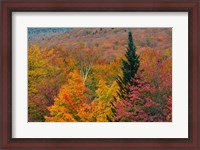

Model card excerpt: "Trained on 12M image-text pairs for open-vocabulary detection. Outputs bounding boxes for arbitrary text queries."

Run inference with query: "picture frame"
[0,0,199,149]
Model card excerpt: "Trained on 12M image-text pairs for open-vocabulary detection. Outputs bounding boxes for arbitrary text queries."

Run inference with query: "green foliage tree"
[116,31,140,98]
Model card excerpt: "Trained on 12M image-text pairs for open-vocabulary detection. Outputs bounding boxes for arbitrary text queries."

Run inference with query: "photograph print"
[28,28,172,122]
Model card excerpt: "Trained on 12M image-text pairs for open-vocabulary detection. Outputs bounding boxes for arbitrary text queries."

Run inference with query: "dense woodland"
[28,28,172,122]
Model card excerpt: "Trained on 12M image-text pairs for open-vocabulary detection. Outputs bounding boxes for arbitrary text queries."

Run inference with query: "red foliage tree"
[114,74,172,122]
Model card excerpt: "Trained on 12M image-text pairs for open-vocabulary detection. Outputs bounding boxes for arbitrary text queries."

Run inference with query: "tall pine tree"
[116,31,140,98]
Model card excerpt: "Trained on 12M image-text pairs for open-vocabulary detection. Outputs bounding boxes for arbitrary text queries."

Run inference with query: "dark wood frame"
[1,0,199,149]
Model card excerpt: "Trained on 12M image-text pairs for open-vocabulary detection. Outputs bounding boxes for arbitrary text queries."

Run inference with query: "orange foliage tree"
[45,71,93,122]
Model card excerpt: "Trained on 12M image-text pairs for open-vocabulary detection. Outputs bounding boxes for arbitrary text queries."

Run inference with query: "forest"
[28,28,172,122]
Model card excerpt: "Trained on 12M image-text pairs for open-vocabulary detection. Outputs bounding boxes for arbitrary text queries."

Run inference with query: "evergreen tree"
[116,31,140,98]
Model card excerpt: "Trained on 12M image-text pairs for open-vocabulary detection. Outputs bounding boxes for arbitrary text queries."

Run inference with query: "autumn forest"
[28,28,172,122]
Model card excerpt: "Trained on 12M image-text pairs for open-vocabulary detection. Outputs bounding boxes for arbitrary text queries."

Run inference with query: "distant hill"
[28,28,72,41]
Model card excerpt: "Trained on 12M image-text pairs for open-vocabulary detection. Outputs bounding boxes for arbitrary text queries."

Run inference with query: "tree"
[115,74,164,122]
[28,45,49,121]
[73,42,100,84]
[139,47,172,120]
[45,71,92,122]
[28,45,68,122]
[91,80,118,121]
[116,32,140,98]
[28,45,47,96]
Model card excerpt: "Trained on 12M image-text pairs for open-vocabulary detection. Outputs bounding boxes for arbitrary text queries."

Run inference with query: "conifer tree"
[116,31,140,98]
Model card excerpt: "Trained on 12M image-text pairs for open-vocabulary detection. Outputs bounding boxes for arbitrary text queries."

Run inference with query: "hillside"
[29,28,172,62]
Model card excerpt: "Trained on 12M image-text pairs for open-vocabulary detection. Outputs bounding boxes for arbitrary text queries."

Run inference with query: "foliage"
[28,45,49,121]
[28,45,67,121]
[114,74,171,122]
[45,71,93,122]
[91,80,118,121]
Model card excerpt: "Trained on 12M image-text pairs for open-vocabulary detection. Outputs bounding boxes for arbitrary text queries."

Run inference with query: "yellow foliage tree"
[28,45,48,96]
[91,80,118,122]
